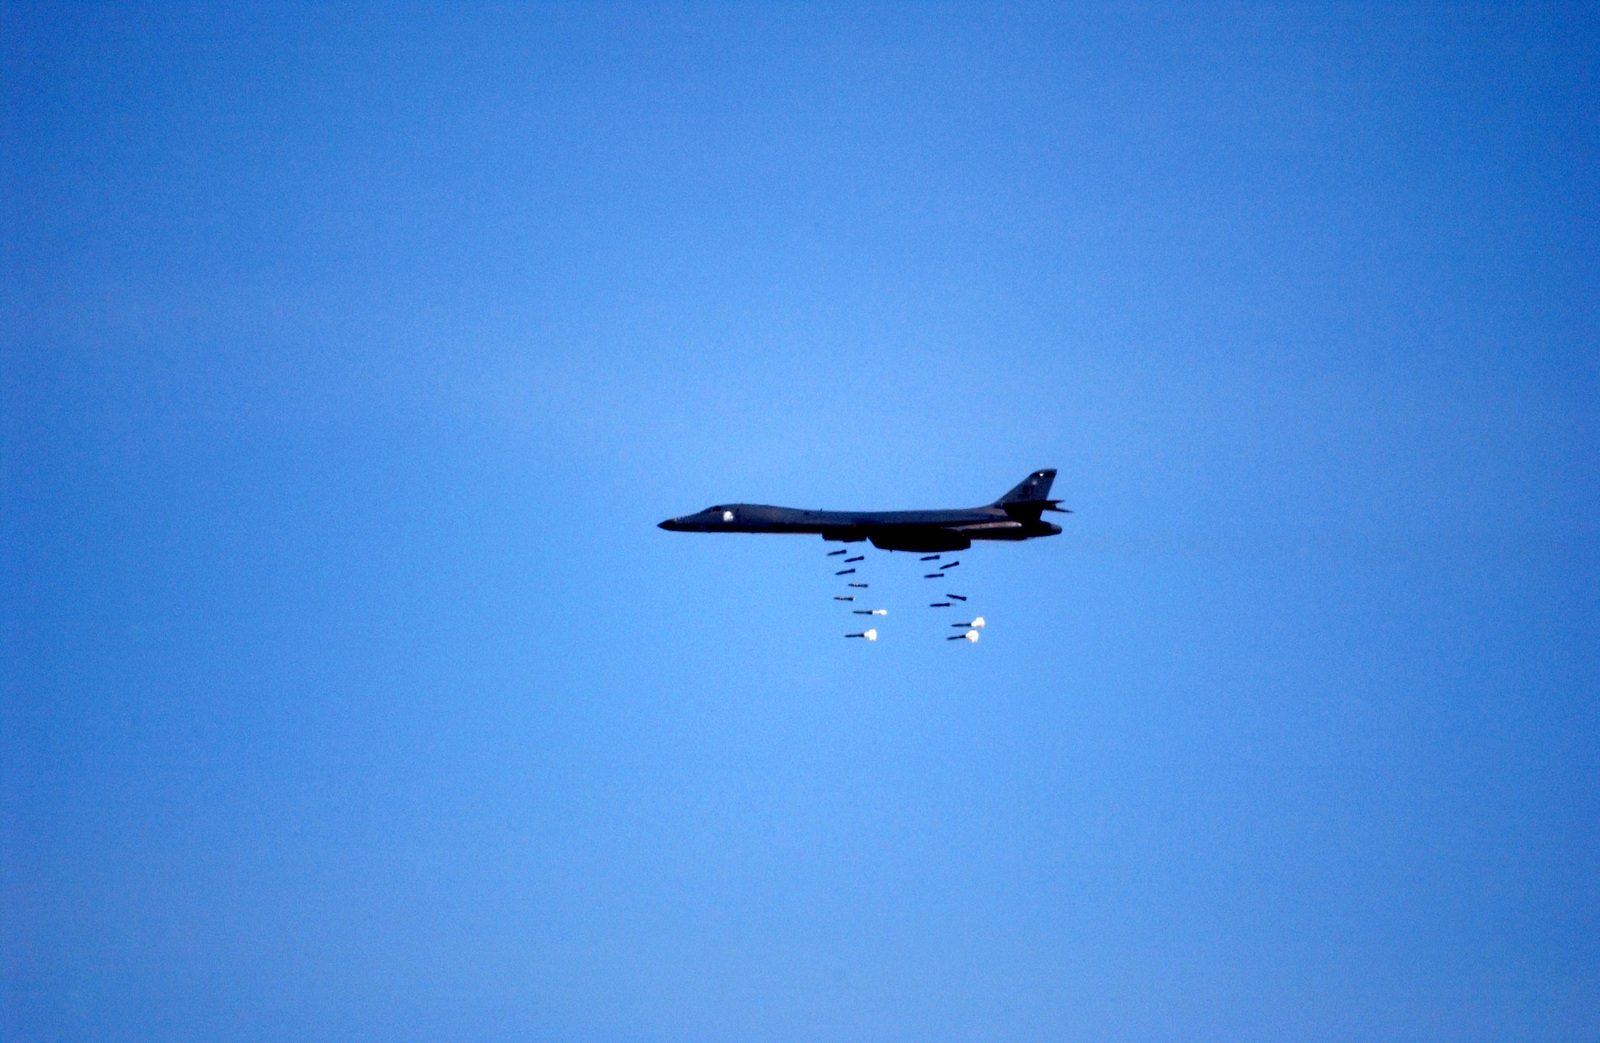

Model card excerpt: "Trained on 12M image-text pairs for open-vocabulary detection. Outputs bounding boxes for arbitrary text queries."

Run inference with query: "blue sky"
[4,4,1596,1040]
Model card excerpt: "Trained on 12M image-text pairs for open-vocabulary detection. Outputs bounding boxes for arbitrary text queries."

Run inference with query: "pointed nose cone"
[659,518,681,531]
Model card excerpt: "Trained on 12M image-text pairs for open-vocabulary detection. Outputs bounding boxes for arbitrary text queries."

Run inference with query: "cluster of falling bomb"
[826,547,984,644]
[920,553,985,643]
[828,548,883,639]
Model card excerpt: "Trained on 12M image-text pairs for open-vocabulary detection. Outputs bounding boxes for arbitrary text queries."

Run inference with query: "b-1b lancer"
[659,469,1067,552]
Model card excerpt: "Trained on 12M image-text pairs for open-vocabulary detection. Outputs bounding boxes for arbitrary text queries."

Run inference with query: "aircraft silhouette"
[659,469,1067,552]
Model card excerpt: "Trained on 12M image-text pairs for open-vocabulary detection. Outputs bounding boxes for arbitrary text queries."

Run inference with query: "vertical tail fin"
[993,469,1057,505]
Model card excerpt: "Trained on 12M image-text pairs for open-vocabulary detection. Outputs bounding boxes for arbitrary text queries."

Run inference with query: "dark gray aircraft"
[659,469,1067,552]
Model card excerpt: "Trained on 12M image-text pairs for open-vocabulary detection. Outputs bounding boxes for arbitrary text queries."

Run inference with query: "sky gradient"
[4,4,1597,1040]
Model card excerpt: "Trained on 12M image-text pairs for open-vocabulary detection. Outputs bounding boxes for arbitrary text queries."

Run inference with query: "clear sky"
[3,4,1596,1040]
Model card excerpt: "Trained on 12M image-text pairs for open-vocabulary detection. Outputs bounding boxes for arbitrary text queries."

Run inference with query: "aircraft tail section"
[994,469,1057,505]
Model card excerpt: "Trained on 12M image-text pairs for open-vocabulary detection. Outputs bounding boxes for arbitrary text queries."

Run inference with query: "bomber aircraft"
[659,469,1068,552]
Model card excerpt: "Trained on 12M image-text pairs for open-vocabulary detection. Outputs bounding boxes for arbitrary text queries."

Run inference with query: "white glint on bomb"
[946,629,979,642]
[871,609,887,616]
[846,629,879,641]
[971,616,985,628]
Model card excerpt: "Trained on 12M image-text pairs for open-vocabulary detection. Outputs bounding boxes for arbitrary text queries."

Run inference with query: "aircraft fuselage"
[659,470,1067,552]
